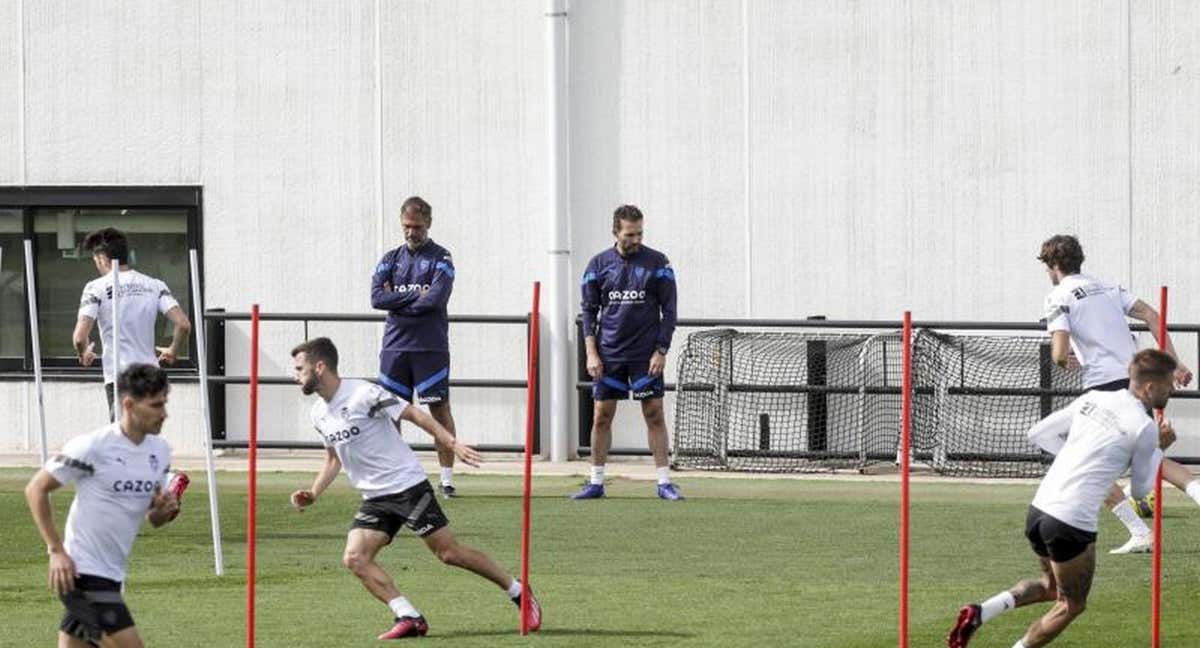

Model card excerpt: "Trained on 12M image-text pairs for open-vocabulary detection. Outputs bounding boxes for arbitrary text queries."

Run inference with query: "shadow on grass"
[428,628,696,640]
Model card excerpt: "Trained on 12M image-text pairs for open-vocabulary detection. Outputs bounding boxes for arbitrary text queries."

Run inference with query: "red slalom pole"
[520,282,541,635]
[1152,286,1167,648]
[899,311,912,648]
[247,304,259,648]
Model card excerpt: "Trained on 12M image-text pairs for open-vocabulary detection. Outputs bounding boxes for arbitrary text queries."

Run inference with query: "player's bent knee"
[1056,597,1086,619]
[435,544,465,566]
[342,550,370,574]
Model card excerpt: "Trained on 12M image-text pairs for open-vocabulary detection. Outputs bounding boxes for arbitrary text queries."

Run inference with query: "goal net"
[672,328,1083,476]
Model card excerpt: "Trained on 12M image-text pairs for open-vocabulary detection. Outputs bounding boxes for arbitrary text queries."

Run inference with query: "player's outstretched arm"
[25,470,76,594]
[1129,300,1193,386]
[292,448,341,511]
[397,406,482,467]
[1027,406,1074,455]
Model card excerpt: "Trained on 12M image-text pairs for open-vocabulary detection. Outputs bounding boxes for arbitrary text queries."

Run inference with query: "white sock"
[1012,641,1028,648]
[1186,480,1200,507]
[980,591,1015,623]
[1111,500,1152,537]
[388,596,420,619]
[590,465,605,485]
[506,579,522,599]
[440,467,453,486]
[656,466,671,485]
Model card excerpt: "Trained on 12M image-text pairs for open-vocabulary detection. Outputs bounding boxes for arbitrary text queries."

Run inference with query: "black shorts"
[59,574,135,645]
[352,481,449,540]
[1088,378,1130,392]
[592,360,664,401]
[379,351,450,404]
[1025,506,1096,563]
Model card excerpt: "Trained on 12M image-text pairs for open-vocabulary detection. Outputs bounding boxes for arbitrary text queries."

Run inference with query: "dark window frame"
[0,186,203,377]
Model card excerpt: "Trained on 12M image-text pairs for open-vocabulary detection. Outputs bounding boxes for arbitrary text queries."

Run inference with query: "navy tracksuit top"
[371,240,455,353]
[580,244,677,362]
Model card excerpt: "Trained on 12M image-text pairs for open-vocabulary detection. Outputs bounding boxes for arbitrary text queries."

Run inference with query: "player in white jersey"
[947,350,1179,648]
[287,337,542,640]
[1037,234,1195,554]
[24,364,182,648]
[72,228,192,419]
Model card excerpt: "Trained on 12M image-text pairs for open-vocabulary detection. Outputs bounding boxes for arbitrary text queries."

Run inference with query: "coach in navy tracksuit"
[572,205,683,501]
[371,196,461,497]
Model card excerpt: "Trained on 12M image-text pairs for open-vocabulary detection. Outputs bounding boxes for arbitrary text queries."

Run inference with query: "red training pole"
[899,311,912,648]
[1152,286,1167,648]
[247,304,259,648]
[520,282,541,635]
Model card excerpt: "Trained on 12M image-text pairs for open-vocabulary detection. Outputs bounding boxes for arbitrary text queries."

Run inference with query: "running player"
[1038,234,1194,553]
[288,337,541,639]
[947,350,1178,648]
[371,197,461,497]
[73,227,192,420]
[25,364,181,648]
[573,205,681,500]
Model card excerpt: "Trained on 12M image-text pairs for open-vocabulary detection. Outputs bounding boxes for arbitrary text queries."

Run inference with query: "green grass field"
[2,468,1198,647]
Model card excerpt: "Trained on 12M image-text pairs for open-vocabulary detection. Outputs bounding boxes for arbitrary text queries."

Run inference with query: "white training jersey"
[309,379,424,499]
[44,424,172,583]
[1043,273,1138,389]
[78,269,180,384]
[1027,389,1161,533]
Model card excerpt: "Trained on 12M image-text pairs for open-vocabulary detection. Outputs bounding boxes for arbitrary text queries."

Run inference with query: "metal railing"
[204,309,537,453]
[575,316,1200,461]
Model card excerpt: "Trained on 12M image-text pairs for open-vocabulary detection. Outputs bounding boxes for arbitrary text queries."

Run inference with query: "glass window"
[0,186,202,374]
[33,209,192,361]
[0,210,25,360]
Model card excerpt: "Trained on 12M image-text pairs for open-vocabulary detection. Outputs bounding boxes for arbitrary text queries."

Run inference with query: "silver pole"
[23,240,49,464]
[110,261,120,420]
[190,249,224,575]
[546,0,570,462]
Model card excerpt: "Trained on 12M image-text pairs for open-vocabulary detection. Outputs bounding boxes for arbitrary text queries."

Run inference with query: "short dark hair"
[612,204,644,233]
[291,337,339,372]
[1037,235,1085,274]
[1130,349,1177,384]
[117,364,170,400]
[400,196,432,224]
[82,227,130,263]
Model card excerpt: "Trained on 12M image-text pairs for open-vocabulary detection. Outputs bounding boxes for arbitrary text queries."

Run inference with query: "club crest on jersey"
[149,454,159,472]
[632,265,646,282]
[340,406,351,418]
[418,259,431,273]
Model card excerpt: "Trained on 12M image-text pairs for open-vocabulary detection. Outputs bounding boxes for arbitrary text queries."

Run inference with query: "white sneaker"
[1109,534,1154,554]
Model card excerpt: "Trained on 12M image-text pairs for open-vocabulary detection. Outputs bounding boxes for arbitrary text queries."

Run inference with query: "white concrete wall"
[2,1,1199,459]
[0,0,22,183]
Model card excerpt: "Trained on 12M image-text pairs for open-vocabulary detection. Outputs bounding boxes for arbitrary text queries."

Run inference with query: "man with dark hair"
[948,350,1179,648]
[574,204,682,500]
[370,197,462,497]
[288,337,541,639]
[74,227,192,419]
[25,364,182,648]
[1037,233,1194,554]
